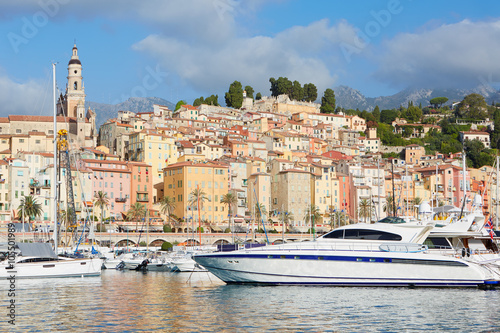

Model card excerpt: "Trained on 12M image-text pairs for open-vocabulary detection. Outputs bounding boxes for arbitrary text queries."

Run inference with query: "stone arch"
[213,239,230,245]
[149,238,166,247]
[115,239,136,247]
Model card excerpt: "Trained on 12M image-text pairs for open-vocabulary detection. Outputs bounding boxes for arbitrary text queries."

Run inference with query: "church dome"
[69,58,81,65]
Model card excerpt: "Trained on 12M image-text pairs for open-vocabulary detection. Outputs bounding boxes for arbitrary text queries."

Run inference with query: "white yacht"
[193,223,500,287]
[0,243,101,279]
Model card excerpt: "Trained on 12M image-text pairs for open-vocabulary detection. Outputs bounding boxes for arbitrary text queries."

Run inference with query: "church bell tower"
[58,44,86,118]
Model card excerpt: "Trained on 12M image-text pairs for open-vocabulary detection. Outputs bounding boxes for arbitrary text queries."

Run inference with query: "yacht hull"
[0,258,102,279]
[194,249,497,287]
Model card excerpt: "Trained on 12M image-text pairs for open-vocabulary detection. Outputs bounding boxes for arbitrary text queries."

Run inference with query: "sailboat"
[0,63,101,278]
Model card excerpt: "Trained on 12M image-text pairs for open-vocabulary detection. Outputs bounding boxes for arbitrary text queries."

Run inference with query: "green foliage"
[197,227,204,233]
[455,93,488,119]
[244,86,254,99]
[303,83,318,102]
[382,152,400,159]
[291,80,303,101]
[492,108,500,149]
[139,241,147,247]
[372,106,381,122]
[161,241,173,251]
[320,88,336,114]
[193,95,219,107]
[96,224,106,232]
[175,100,186,111]
[402,105,423,123]
[163,224,172,233]
[225,81,244,108]
[429,97,449,108]
[380,109,399,124]
[224,228,231,233]
[18,195,43,223]
[255,92,262,100]
[269,77,292,97]
[464,139,494,168]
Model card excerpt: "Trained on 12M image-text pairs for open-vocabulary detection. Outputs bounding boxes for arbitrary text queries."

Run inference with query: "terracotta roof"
[0,118,9,123]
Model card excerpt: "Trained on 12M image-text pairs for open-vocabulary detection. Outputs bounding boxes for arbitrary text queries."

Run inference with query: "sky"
[0,0,500,117]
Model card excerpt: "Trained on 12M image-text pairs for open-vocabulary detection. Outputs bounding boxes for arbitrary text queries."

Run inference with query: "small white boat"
[0,243,101,279]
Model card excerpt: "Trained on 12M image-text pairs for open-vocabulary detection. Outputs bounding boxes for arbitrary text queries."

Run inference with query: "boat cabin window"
[423,237,452,249]
[322,229,402,241]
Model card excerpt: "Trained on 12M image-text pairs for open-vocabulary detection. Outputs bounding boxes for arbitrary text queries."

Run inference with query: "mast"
[377,159,381,220]
[497,155,499,229]
[197,184,201,246]
[391,161,396,217]
[52,63,58,255]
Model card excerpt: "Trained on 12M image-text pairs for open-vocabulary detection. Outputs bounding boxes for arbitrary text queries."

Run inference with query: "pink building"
[82,159,132,220]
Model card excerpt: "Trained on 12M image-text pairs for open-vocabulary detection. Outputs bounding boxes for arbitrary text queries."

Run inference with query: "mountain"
[334,85,500,111]
[86,97,175,128]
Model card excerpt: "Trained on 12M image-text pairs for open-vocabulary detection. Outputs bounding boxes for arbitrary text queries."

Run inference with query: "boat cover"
[17,243,57,258]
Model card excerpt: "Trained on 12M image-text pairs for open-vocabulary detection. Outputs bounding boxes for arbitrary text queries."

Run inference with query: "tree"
[205,94,219,106]
[455,93,488,119]
[175,100,186,111]
[372,105,381,122]
[331,210,347,229]
[255,92,262,100]
[358,199,373,223]
[127,202,146,231]
[281,210,294,232]
[159,196,176,225]
[380,109,399,124]
[320,88,336,114]
[303,83,318,102]
[225,81,244,108]
[464,139,494,168]
[429,97,448,108]
[304,204,321,233]
[94,191,109,233]
[403,105,423,123]
[193,96,204,106]
[18,195,43,225]
[492,108,500,149]
[254,203,267,231]
[384,195,395,217]
[189,188,208,229]
[291,80,303,101]
[244,85,254,99]
[221,192,237,231]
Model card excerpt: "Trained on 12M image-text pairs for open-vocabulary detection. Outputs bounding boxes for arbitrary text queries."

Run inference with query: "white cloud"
[0,72,51,117]
[133,19,358,98]
[373,19,500,89]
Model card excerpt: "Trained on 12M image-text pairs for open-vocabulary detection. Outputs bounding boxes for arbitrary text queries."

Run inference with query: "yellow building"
[128,130,178,202]
[163,161,229,226]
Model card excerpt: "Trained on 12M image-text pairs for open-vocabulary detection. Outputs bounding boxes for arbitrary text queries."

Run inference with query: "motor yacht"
[193,223,500,287]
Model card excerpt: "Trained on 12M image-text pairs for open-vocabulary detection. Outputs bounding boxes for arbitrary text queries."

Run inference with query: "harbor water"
[4,270,500,332]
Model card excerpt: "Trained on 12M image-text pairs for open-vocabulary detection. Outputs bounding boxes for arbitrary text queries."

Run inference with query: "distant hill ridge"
[334,85,500,111]
[86,97,175,128]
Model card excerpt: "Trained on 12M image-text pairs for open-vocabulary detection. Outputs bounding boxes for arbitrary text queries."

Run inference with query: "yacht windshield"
[322,229,402,241]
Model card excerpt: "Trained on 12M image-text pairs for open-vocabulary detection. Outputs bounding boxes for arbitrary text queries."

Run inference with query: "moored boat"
[193,223,500,287]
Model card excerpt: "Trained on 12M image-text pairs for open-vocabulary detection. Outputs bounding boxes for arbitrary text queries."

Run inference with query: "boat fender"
[461,248,466,257]
[466,248,471,257]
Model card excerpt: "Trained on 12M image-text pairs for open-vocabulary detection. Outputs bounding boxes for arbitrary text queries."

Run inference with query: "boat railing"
[244,241,412,253]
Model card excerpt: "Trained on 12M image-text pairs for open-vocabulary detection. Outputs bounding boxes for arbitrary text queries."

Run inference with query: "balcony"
[137,197,149,202]
[116,197,127,203]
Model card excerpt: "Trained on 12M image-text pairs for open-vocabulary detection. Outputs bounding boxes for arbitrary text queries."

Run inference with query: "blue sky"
[0,0,499,116]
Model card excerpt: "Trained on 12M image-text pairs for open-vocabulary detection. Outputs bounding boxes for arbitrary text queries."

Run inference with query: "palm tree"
[384,195,395,217]
[413,197,422,217]
[358,199,373,223]
[282,210,294,232]
[159,196,176,225]
[221,192,237,231]
[93,191,109,233]
[254,203,267,231]
[127,202,146,231]
[304,204,321,232]
[332,210,347,229]
[189,188,208,231]
[18,195,43,227]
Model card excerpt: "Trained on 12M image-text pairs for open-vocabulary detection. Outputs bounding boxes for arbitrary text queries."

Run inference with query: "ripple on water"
[4,271,500,332]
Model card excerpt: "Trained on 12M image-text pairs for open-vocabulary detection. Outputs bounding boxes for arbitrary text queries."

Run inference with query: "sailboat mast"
[52,63,58,255]
[496,155,499,229]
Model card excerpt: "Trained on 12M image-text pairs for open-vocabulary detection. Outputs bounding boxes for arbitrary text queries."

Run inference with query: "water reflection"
[6,270,500,332]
